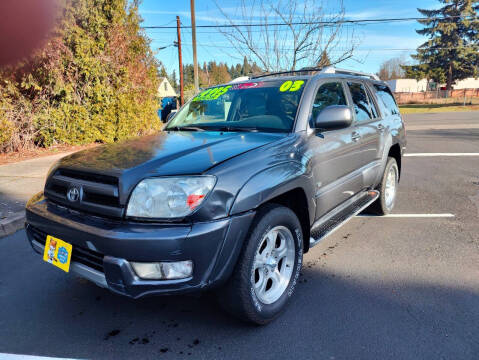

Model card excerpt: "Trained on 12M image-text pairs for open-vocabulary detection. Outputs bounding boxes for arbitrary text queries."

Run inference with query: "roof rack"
[249,66,380,81]
[250,67,323,79]
[321,66,380,81]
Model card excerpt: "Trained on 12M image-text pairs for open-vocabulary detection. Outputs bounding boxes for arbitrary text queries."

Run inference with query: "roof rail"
[250,66,380,81]
[250,67,324,79]
[321,66,380,81]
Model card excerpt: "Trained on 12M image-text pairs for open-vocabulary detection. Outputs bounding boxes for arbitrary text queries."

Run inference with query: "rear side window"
[347,82,377,122]
[312,82,347,120]
[374,84,400,116]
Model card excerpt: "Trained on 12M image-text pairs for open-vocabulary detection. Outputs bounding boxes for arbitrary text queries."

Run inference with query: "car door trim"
[315,160,380,199]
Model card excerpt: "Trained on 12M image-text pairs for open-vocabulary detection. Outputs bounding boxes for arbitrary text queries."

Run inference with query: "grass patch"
[399,103,479,114]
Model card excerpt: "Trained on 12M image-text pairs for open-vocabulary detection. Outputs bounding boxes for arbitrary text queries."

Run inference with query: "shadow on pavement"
[1,231,478,359]
[410,128,479,141]
[0,191,27,219]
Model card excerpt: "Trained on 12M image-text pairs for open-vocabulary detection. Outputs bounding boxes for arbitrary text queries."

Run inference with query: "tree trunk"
[446,62,453,91]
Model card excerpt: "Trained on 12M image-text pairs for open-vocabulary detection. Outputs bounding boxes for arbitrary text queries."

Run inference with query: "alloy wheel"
[384,165,397,209]
[252,226,295,305]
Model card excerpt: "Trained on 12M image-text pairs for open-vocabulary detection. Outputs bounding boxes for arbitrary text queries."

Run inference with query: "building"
[386,79,429,92]
[451,78,479,90]
[386,77,479,92]
[157,77,177,98]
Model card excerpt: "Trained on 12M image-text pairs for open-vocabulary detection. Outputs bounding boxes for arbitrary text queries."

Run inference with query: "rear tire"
[217,204,303,325]
[369,157,399,215]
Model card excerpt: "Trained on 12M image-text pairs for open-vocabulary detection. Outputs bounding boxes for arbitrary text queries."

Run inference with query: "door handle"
[377,124,385,132]
[351,132,361,142]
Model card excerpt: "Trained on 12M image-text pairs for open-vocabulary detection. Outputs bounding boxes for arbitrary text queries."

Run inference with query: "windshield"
[166,79,307,132]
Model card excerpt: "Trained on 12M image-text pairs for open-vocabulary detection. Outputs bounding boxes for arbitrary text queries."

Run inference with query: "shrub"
[0,0,160,153]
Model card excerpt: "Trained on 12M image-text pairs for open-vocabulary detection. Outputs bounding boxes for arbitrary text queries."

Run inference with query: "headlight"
[126,176,216,218]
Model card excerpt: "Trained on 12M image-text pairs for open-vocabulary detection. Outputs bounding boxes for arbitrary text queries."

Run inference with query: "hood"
[44,131,288,218]
[55,131,286,177]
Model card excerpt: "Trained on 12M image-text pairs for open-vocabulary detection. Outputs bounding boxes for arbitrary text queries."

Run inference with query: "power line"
[150,40,478,52]
[146,24,362,34]
[142,15,479,29]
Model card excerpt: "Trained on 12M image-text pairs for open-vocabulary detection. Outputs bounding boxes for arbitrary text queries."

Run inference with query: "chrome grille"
[44,169,123,217]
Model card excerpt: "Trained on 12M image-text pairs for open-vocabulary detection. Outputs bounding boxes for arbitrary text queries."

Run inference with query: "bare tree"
[215,0,359,72]
[378,56,408,80]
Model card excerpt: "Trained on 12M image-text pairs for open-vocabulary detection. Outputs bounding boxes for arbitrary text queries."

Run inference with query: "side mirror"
[314,105,352,130]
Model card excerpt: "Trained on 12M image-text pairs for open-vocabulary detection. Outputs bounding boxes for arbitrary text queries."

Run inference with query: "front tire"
[369,157,399,215]
[218,204,303,325]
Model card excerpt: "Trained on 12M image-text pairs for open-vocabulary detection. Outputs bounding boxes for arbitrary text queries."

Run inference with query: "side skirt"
[309,190,379,248]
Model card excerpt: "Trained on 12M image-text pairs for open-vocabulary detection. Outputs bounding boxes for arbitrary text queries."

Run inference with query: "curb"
[0,211,25,238]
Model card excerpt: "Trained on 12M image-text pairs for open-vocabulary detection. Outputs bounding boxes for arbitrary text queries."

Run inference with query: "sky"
[138,0,440,76]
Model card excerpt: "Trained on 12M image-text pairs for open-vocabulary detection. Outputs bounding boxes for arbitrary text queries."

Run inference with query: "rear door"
[345,81,383,187]
[307,80,365,220]
[370,83,403,183]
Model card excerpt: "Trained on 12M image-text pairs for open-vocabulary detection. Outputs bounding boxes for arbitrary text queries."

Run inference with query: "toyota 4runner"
[25,66,406,324]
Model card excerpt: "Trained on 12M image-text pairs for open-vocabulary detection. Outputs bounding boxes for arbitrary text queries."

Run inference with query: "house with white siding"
[157,77,177,98]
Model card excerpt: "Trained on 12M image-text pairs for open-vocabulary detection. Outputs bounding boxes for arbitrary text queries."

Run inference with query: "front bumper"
[25,194,255,298]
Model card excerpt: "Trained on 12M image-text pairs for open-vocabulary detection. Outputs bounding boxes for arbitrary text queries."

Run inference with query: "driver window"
[312,82,347,121]
[347,82,377,122]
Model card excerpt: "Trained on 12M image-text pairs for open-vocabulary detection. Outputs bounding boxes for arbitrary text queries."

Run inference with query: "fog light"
[131,260,193,280]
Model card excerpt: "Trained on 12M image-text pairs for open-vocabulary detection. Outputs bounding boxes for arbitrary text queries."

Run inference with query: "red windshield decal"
[231,82,265,90]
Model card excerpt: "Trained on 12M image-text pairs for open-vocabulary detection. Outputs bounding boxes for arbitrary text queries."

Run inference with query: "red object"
[0,0,57,66]
[187,194,205,209]
[232,82,264,90]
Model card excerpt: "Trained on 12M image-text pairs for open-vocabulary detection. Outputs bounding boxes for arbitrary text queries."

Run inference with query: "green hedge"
[0,0,160,153]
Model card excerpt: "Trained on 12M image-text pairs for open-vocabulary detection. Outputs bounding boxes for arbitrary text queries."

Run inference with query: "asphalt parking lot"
[1,112,478,360]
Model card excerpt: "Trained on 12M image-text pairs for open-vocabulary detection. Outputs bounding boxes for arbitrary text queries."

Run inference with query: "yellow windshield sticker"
[280,80,304,92]
[193,85,232,101]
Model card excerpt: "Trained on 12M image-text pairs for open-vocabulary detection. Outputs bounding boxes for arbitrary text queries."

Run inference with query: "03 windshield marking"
[166,79,307,133]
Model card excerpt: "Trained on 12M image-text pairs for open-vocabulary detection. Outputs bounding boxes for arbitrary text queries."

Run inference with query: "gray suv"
[25,67,406,324]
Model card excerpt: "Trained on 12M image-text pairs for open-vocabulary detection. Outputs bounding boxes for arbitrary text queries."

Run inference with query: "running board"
[309,190,379,248]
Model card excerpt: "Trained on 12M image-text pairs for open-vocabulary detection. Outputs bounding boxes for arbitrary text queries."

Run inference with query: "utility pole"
[175,16,184,106]
[190,0,199,92]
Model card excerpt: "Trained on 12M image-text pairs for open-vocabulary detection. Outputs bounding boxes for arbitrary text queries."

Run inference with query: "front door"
[306,81,365,220]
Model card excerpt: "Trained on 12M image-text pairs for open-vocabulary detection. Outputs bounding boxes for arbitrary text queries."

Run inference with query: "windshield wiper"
[211,126,259,132]
[167,125,286,133]
[166,126,205,132]
[196,125,277,133]
[217,126,288,133]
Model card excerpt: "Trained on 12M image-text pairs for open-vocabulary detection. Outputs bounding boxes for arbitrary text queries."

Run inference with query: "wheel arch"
[262,188,312,253]
[229,162,315,253]
[388,143,402,181]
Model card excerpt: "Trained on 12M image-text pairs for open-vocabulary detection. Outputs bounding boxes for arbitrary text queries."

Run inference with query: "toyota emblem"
[67,186,81,202]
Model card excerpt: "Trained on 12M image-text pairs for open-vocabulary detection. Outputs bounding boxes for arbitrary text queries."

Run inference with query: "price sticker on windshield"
[193,85,232,101]
[279,80,304,92]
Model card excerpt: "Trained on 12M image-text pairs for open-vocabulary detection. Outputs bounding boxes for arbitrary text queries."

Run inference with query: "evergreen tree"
[235,64,242,77]
[183,64,195,86]
[158,61,168,78]
[229,65,236,78]
[169,70,178,91]
[209,62,231,84]
[242,56,251,75]
[0,0,160,152]
[405,0,479,89]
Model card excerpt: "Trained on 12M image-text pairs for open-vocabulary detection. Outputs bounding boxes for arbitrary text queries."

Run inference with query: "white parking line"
[0,354,78,360]
[357,213,455,218]
[405,153,479,157]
